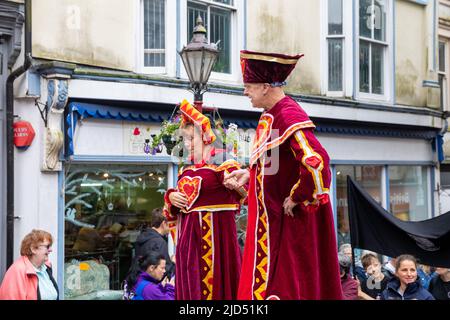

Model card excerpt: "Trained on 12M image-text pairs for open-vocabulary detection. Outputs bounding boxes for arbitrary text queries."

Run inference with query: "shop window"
[388,166,429,221]
[440,168,450,189]
[335,165,383,248]
[64,164,168,298]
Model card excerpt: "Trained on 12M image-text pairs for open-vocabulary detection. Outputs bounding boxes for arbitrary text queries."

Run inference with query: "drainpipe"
[6,0,32,268]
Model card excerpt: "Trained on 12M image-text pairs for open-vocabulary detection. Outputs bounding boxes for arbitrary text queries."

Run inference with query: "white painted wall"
[73,120,165,156]
[69,78,258,113]
[13,98,59,274]
[318,134,434,162]
[73,118,434,164]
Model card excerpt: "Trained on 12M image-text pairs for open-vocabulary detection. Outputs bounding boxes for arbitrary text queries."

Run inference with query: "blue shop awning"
[65,102,259,156]
[68,101,173,122]
[66,102,174,156]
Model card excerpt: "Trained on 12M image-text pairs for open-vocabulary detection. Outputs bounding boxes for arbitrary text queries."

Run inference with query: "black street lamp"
[179,15,219,112]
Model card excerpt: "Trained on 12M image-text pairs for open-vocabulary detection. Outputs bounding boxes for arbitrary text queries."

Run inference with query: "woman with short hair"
[360,253,389,299]
[0,229,58,300]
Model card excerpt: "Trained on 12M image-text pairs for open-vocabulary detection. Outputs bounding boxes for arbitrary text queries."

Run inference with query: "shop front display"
[335,164,432,250]
[64,164,168,298]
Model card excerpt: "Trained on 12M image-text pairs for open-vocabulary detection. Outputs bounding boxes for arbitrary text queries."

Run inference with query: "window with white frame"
[143,0,166,68]
[439,39,448,111]
[327,0,344,92]
[187,0,235,74]
[358,0,388,96]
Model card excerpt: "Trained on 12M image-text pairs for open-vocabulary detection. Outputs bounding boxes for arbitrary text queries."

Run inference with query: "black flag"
[347,176,450,268]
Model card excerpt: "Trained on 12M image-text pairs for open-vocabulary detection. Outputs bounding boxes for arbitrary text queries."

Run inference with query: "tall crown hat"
[179,99,216,145]
[240,50,304,86]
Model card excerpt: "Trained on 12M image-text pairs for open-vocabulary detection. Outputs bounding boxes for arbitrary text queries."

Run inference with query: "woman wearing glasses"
[0,229,58,300]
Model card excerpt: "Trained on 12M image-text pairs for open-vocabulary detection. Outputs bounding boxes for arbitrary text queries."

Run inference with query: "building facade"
[0,0,25,284]
[249,1,444,245]
[438,0,450,212]
[1,0,446,299]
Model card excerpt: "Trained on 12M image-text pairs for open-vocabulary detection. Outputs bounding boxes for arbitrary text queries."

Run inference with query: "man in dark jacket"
[428,267,450,300]
[134,208,175,279]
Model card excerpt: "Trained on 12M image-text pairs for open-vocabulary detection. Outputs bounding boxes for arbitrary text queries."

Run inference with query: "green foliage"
[151,119,181,149]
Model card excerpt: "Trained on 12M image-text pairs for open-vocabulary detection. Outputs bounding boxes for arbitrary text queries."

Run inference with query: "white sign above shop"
[125,123,167,156]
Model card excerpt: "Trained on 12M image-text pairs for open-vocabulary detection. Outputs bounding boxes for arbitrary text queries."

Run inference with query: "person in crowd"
[416,264,433,290]
[428,267,450,300]
[134,208,175,279]
[380,254,434,300]
[123,252,174,300]
[164,100,245,300]
[382,256,397,279]
[339,243,352,259]
[360,252,389,299]
[0,229,58,300]
[339,244,367,284]
[337,213,351,248]
[338,253,358,300]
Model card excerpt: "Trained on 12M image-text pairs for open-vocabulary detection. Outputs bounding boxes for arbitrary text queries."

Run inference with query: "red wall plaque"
[13,120,35,150]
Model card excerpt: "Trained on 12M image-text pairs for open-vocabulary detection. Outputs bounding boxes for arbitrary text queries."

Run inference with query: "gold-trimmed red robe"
[164,152,245,300]
[238,96,343,300]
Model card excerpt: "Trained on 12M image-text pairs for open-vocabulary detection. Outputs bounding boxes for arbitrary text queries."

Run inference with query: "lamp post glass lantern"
[179,15,219,111]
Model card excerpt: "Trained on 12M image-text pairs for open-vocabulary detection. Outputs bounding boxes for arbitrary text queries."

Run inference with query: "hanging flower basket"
[162,134,178,154]
[151,117,181,155]
[148,102,240,158]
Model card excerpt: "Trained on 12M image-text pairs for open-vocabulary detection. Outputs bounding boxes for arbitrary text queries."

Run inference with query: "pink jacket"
[0,256,52,300]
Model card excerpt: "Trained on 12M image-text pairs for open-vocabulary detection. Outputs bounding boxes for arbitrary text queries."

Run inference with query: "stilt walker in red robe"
[164,100,245,300]
[225,51,343,300]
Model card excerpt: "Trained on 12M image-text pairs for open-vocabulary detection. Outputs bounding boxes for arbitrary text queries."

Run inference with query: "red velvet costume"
[164,156,245,300]
[238,51,343,300]
[164,101,245,300]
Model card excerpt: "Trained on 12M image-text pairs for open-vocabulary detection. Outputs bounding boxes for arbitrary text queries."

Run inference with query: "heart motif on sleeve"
[177,176,202,210]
